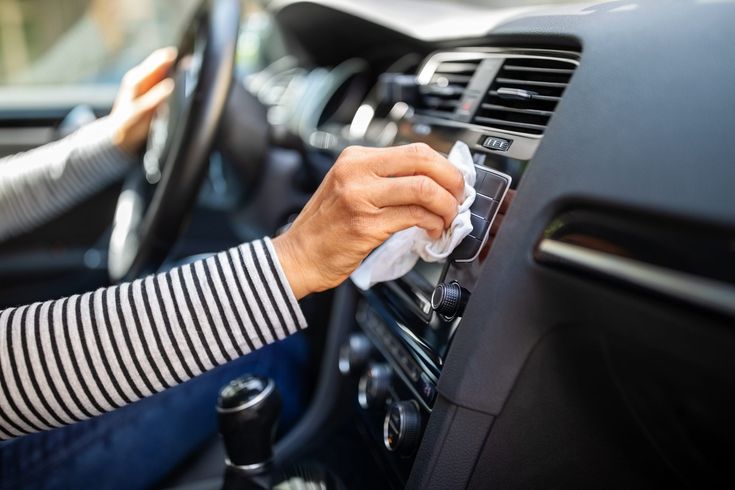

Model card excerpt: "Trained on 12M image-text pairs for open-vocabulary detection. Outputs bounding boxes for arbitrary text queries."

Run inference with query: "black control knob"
[338,333,372,375]
[383,400,422,455]
[431,280,470,320]
[217,375,281,472]
[358,364,392,409]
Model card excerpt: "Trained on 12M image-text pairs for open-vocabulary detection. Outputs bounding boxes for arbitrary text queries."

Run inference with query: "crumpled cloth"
[351,141,476,290]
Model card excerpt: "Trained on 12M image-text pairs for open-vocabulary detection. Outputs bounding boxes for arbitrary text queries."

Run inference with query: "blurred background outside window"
[0,0,200,85]
[0,0,272,109]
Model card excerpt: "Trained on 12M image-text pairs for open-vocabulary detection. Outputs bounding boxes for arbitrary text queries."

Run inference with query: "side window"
[0,0,200,87]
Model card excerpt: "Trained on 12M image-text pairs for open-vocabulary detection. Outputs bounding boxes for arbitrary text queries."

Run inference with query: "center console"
[337,48,579,485]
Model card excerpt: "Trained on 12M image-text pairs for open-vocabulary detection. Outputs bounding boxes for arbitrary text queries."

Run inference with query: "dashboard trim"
[536,238,735,318]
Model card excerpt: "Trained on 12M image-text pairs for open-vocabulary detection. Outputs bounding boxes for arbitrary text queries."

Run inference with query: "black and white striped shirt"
[0,116,136,242]
[0,238,307,440]
[0,117,307,440]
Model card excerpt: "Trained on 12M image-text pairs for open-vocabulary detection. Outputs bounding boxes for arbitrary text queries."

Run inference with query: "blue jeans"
[0,334,309,490]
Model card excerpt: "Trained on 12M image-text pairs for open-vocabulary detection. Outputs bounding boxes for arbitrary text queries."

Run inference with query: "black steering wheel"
[108,0,241,282]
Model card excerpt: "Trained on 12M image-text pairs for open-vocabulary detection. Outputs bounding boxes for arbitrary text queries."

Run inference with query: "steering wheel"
[108,0,241,282]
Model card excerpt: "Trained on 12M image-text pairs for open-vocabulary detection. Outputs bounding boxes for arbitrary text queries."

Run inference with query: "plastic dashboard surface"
[269,1,735,488]
[404,3,735,489]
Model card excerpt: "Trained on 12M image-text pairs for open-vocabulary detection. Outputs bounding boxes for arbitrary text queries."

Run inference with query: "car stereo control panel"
[338,149,513,484]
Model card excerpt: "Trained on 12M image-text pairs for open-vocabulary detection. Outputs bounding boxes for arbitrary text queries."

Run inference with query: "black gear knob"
[217,375,281,472]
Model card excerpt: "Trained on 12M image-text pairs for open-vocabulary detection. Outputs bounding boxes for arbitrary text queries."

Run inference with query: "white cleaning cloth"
[351,141,476,290]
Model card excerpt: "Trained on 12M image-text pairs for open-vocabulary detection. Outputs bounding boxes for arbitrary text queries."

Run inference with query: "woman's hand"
[273,143,465,299]
[110,47,177,155]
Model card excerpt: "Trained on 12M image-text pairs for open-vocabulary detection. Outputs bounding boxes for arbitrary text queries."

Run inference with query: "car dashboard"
[236,1,735,488]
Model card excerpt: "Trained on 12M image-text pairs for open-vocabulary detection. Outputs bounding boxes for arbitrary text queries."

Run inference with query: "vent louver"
[417,56,482,118]
[472,57,577,136]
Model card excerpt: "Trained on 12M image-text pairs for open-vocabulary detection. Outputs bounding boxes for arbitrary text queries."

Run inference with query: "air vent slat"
[480,103,554,117]
[487,90,561,102]
[503,65,574,75]
[415,55,483,118]
[495,77,568,88]
[474,56,578,135]
[435,62,483,73]
[421,85,466,97]
[432,74,473,84]
[473,116,548,132]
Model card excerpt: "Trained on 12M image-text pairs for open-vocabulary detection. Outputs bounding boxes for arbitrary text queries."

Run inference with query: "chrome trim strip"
[537,239,735,317]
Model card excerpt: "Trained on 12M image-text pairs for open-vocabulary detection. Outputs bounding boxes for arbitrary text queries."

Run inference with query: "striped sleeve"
[0,237,307,440]
[0,116,136,242]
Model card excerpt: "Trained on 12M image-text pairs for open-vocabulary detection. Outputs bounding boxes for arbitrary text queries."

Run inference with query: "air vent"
[472,57,577,136]
[416,54,483,118]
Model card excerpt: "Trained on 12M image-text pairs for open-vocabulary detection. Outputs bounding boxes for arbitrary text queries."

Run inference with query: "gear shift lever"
[217,375,281,489]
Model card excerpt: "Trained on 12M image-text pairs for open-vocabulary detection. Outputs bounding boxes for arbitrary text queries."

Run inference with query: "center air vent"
[472,57,577,136]
[416,54,483,118]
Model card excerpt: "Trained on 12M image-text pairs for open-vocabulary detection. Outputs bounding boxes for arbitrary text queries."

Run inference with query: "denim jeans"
[0,333,309,490]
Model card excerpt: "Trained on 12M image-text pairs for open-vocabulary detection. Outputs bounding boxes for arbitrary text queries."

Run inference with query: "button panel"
[470,194,494,217]
[481,135,512,152]
[452,163,512,262]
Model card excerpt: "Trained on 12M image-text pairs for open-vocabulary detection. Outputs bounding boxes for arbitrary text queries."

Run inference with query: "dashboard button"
[481,136,512,152]
[470,194,495,218]
[469,213,490,239]
[477,171,509,200]
[451,235,483,261]
[473,169,486,191]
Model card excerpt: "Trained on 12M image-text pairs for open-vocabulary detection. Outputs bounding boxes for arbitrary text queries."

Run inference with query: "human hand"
[110,47,177,155]
[273,143,465,299]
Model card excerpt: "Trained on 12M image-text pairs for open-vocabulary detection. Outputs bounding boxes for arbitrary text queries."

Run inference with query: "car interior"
[1,0,734,488]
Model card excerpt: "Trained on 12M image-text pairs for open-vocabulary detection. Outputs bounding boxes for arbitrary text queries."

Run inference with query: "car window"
[0,0,201,85]
[0,0,201,111]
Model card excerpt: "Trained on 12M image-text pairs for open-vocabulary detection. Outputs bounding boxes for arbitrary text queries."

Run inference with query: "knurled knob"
[431,280,470,320]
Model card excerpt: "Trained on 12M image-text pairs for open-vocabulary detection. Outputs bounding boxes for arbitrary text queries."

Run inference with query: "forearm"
[0,237,306,440]
[0,116,136,242]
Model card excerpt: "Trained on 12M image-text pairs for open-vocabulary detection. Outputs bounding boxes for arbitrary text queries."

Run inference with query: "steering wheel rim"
[108,0,241,282]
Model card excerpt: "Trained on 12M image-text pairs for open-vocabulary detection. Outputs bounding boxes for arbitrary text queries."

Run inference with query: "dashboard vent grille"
[417,56,482,118]
[472,57,577,136]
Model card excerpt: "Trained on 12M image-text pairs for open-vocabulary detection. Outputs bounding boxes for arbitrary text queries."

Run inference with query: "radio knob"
[358,364,392,409]
[431,281,470,320]
[383,400,422,455]
[338,333,372,375]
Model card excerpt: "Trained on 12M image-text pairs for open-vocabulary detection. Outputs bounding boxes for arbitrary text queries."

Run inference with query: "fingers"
[122,47,177,97]
[134,78,175,115]
[365,143,465,201]
[368,175,459,228]
[379,205,445,240]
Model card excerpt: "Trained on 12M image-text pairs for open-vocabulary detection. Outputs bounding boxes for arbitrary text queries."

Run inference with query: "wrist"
[109,118,140,157]
[272,233,311,300]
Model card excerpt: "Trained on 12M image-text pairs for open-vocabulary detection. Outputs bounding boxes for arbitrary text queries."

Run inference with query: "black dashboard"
[250,0,735,488]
